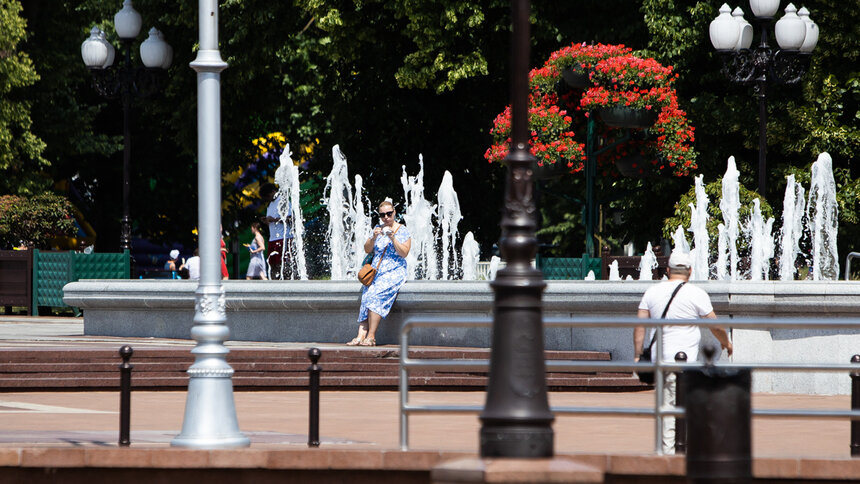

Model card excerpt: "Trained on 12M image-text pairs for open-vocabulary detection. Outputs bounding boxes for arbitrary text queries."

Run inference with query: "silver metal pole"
[171,0,249,449]
[654,324,664,454]
[399,327,409,450]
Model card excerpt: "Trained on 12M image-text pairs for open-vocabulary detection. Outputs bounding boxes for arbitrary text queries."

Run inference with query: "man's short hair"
[260,183,277,199]
[670,265,691,277]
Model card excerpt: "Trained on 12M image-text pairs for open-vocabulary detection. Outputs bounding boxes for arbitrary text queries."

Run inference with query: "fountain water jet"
[779,174,805,281]
[317,151,478,280]
[436,171,462,280]
[608,261,621,280]
[719,156,741,280]
[638,242,657,280]
[746,198,774,280]
[323,145,355,280]
[807,153,839,280]
[671,153,839,281]
[461,231,480,280]
[672,226,689,254]
[352,175,371,275]
[689,175,710,281]
[488,256,501,280]
[401,156,439,280]
[273,146,308,280]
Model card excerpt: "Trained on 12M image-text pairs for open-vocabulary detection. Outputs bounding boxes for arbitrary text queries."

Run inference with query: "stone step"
[0,347,611,361]
[0,374,642,389]
[0,346,646,391]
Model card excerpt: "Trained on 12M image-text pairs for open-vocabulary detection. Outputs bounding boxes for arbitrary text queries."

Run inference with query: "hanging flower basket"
[485,43,698,178]
[561,67,591,89]
[534,160,573,180]
[598,106,658,129]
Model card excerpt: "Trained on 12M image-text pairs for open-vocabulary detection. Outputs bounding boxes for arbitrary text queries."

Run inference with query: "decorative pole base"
[171,376,250,448]
[171,289,249,449]
[480,424,554,457]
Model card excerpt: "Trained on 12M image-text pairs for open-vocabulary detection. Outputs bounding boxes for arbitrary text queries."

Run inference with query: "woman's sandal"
[358,338,376,346]
[346,337,363,346]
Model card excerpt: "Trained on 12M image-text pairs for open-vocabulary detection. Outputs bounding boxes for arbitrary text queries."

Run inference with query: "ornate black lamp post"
[81,0,172,253]
[709,1,819,195]
[479,0,554,458]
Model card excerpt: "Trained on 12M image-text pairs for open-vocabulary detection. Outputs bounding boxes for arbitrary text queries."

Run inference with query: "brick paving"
[0,315,853,459]
[0,389,851,458]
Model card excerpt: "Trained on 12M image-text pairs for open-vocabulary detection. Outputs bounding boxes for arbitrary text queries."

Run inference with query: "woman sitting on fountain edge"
[348,199,412,346]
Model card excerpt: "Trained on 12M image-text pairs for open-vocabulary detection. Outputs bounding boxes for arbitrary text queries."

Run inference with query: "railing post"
[308,347,321,448]
[118,345,133,447]
[851,354,860,456]
[685,345,751,484]
[674,351,687,455]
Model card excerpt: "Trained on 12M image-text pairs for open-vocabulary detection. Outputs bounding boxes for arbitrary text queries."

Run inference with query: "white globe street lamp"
[80,1,173,256]
[709,2,819,195]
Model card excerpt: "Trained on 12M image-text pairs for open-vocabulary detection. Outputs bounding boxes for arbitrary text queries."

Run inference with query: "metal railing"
[399,316,860,453]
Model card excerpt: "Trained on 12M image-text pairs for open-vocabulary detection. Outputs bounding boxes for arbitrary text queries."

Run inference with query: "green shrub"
[662,178,773,251]
[0,193,76,249]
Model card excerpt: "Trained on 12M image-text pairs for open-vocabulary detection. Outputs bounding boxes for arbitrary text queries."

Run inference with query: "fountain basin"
[64,279,860,394]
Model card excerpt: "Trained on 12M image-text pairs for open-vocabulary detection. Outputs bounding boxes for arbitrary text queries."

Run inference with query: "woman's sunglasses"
[378,210,394,218]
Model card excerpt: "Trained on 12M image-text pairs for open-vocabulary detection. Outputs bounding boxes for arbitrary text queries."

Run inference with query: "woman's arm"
[388,231,411,258]
[365,226,382,253]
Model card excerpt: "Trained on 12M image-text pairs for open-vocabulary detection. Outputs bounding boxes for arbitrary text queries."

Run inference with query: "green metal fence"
[32,250,130,315]
[536,255,602,280]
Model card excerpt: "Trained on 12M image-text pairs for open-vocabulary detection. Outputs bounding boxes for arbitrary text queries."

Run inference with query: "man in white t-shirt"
[260,183,293,280]
[634,250,733,454]
[184,248,200,280]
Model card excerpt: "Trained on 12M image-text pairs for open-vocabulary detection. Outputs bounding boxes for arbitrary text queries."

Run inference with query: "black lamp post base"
[480,424,554,457]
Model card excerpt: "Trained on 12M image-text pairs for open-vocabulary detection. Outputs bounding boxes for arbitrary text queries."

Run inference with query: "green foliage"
[297,0,504,93]
[641,0,859,193]
[13,0,854,264]
[0,192,76,249]
[537,210,583,256]
[772,74,860,159]
[662,178,773,244]
[0,0,48,195]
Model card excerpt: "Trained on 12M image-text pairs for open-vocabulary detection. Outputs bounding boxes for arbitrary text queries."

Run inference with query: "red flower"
[486,44,696,177]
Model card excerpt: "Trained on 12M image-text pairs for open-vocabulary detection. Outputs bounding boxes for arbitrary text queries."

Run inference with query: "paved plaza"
[0,389,849,458]
[0,315,852,458]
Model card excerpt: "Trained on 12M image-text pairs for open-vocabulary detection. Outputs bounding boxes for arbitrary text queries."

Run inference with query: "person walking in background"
[245,222,268,280]
[347,199,411,346]
[260,182,293,280]
[220,230,229,280]
[633,250,733,454]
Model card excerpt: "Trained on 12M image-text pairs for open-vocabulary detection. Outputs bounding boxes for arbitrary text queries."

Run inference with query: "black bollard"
[684,345,751,484]
[308,348,321,448]
[674,351,688,455]
[851,355,860,457]
[118,345,134,447]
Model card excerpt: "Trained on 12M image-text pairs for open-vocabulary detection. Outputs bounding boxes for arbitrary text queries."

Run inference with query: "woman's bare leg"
[366,311,382,341]
[347,321,368,345]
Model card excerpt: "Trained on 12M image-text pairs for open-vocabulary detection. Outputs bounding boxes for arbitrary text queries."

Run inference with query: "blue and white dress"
[246,239,266,278]
[358,225,411,321]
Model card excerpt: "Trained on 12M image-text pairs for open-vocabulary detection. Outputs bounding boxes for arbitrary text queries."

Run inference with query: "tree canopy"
[0,0,48,195]
[3,0,856,264]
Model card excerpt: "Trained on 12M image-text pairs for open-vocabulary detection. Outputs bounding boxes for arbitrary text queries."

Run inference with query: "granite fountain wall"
[64,279,860,394]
